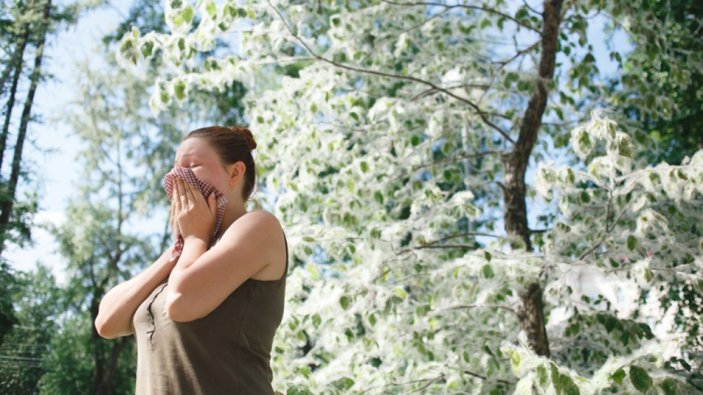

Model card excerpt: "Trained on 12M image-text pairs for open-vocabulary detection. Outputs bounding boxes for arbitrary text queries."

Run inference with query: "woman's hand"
[173,176,217,243]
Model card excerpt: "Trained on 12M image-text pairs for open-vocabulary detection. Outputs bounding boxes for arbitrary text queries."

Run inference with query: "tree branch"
[413,149,505,171]
[266,0,515,144]
[445,303,520,317]
[494,40,540,67]
[382,0,542,34]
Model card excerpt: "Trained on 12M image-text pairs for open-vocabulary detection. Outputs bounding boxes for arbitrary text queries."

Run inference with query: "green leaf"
[302,236,315,242]
[140,41,153,57]
[331,377,355,390]
[509,350,521,370]
[580,191,590,203]
[627,235,637,251]
[176,6,194,26]
[537,365,549,387]
[618,139,633,158]
[629,365,652,393]
[660,378,679,395]
[205,0,216,18]
[577,132,592,153]
[360,161,369,173]
[561,375,580,395]
[394,287,407,300]
[174,80,186,100]
[610,368,626,385]
[311,313,321,328]
[340,295,351,310]
[286,386,312,395]
[551,363,562,395]
[481,264,495,279]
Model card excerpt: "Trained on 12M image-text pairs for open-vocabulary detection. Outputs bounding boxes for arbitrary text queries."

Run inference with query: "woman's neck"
[216,200,248,239]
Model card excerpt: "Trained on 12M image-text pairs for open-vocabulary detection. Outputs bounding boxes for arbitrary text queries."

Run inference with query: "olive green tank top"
[132,233,287,395]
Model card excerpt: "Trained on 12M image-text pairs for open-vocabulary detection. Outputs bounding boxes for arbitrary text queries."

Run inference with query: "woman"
[95,126,288,394]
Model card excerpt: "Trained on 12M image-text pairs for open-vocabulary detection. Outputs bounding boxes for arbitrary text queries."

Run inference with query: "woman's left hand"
[173,176,218,243]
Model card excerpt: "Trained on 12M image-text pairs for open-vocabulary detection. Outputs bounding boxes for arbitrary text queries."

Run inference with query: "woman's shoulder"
[227,209,283,239]
[244,209,282,228]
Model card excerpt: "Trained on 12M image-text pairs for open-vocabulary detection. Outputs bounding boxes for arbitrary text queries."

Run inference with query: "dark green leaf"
[627,235,637,251]
[610,368,625,385]
[629,365,652,393]
[660,378,679,395]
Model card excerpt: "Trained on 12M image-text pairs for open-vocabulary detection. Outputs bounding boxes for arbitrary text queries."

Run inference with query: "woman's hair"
[184,125,257,200]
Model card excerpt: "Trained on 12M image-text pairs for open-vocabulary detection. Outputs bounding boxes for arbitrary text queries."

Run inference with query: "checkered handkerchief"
[163,166,228,260]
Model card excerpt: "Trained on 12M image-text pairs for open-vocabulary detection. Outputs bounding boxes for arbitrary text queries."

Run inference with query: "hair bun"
[230,126,257,151]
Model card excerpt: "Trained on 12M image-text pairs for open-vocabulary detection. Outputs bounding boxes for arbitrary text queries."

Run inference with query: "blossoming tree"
[117,0,702,393]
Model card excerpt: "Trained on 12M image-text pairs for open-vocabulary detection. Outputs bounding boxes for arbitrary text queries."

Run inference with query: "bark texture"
[0,0,51,254]
[503,0,563,358]
[0,0,32,172]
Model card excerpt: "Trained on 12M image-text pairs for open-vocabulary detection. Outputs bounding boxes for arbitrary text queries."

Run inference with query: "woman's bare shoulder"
[245,209,282,228]
[226,209,283,238]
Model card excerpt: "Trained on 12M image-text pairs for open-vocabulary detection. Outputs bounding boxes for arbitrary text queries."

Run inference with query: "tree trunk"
[0,3,33,173]
[502,0,563,358]
[0,0,33,98]
[0,0,51,255]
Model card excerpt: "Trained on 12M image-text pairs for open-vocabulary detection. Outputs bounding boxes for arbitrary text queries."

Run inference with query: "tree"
[119,0,702,393]
[611,0,703,165]
[0,264,61,394]
[0,0,85,254]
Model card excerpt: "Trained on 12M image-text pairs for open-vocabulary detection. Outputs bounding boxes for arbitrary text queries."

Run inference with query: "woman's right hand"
[170,197,181,244]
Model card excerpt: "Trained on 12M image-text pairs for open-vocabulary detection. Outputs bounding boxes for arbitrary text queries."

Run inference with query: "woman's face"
[174,137,232,194]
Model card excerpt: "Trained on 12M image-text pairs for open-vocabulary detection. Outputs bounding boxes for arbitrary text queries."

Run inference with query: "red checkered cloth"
[162,166,228,260]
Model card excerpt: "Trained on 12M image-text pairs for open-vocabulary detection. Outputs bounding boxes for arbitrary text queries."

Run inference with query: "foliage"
[108,0,702,393]
[608,0,703,165]
[0,264,61,394]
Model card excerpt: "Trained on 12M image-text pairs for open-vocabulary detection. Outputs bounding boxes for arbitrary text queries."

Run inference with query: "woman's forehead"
[175,138,213,162]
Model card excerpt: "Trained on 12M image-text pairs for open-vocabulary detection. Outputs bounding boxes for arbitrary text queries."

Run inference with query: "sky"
[3,0,135,282]
[3,0,631,285]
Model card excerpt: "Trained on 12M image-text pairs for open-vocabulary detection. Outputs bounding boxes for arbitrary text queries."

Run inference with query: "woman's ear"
[227,161,246,186]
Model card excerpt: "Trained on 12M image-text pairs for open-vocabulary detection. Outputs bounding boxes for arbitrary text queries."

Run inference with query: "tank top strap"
[280,230,289,281]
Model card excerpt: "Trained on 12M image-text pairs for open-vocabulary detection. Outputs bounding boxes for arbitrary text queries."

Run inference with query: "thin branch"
[445,303,520,317]
[413,149,504,171]
[463,369,515,385]
[410,82,492,102]
[409,373,445,393]
[494,40,540,67]
[266,0,515,144]
[419,231,503,247]
[360,373,446,394]
[409,243,478,250]
[382,0,542,34]
[521,0,541,16]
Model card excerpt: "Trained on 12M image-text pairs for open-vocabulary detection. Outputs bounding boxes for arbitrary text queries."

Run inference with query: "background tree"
[0,264,61,394]
[611,0,703,165]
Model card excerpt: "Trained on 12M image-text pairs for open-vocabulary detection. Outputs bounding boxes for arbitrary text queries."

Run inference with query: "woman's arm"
[94,248,177,339]
[164,210,282,322]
